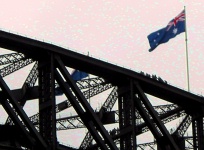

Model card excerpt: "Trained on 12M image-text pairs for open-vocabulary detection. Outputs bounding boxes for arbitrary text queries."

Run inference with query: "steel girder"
[6,62,38,125]
[192,116,204,150]
[55,102,182,148]
[134,82,180,150]
[0,30,204,149]
[54,55,117,150]
[1,30,204,108]
[56,111,116,130]
[47,104,183,133]
[0,74,47,149]
[118,83,137,150]
[80,87,118,149]
[0,58,33,77]
[173,115,192,137]
[137,141,156,150]
[28,79,113,126]
[38,54,56,149]
[55,79,112,113]
[185,137,193,150]
[0,52,25,65]
[1,71,190,150]
[86,90,185,149]
[0,56,192,150]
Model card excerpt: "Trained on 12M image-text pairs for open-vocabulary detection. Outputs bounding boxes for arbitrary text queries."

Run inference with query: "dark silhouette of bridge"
[0,29,203,149]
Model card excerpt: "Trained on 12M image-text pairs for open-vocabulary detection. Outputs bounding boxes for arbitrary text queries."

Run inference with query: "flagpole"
[184,6,190,92]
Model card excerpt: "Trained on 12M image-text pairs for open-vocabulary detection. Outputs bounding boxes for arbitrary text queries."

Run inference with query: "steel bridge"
[0,30,204,150]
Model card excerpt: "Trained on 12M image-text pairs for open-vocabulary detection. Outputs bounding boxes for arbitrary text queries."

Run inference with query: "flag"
[54,70,88,96]
[71,70,88,81]
[147,10,185,52]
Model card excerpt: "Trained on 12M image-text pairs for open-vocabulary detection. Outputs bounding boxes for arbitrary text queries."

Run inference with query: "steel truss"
[0,30,204,149]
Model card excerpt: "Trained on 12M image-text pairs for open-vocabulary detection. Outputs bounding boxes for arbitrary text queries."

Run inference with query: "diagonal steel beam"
[55,70,109,150]
[0,58,33,77]
[113,106,184,139]
[173,114,191,137]
[184,136,193,150]
[0,52,25,65]
[54,55,117,150]
[80,87,118,149]
[68,77,108,90]
[133,86,162,142]
[0,96,35,147]
[134,82,180,150]
[89,105,185,149]
[29,81,113,127]
[0,75,47,149]
[6,62,38,125]
[137,141,156,150]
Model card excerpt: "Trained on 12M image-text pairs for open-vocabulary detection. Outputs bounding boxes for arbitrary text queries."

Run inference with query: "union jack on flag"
[147,9,186,52]
[167,10,185,31]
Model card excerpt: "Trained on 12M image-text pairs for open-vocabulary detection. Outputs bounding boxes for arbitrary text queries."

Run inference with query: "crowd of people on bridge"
[140,71,168,84]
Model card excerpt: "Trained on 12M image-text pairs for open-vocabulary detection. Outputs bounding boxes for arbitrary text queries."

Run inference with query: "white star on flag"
[173,28,178,34]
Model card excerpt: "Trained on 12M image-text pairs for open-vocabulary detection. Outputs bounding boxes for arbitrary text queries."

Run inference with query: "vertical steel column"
[118,82,136,150]
[192,117,198,150]
[197,117,204,150]
[192,116,204,150]
[38,53,56,149]
[130,80,137,150]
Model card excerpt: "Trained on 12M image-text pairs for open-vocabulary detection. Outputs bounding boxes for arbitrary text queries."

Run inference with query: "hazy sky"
[0,0,204,147]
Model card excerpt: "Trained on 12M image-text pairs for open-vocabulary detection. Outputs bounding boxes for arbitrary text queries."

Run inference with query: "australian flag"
[55,70,88,96]
[71,70,88,81]
[147,10,185,52]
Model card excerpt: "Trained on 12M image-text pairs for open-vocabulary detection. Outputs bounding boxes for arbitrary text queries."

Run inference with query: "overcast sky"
[0,0,204,147]
[1,0,204,93]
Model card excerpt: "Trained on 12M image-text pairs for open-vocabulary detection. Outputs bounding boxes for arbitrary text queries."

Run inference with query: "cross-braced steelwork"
[0,30,204,150]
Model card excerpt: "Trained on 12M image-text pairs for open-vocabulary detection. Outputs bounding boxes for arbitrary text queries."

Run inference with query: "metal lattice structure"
[0,30,204,150]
